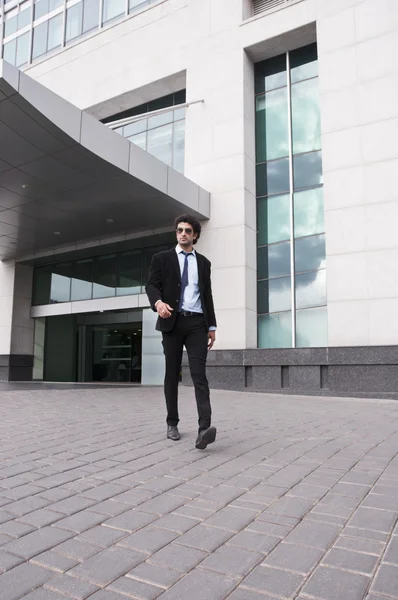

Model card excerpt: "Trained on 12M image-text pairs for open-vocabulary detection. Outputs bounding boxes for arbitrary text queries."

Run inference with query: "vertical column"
[0,261,35,381]
[184,0,257,350]
[141,308,164,385]
[0,261,16,381]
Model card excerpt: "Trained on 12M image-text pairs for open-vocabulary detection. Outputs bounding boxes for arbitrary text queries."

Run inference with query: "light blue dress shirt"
[176,246,216,332]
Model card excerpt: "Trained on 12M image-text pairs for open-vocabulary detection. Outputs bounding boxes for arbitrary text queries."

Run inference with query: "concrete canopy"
[0,60,210,261]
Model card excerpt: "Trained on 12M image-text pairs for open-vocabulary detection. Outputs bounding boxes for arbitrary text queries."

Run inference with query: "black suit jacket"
[145,248,217,332]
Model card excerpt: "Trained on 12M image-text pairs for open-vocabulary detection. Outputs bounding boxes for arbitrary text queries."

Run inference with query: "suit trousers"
[162,313,211,433]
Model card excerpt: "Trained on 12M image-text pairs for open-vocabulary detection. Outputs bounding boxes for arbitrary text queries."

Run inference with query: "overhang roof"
[0,60,210,261]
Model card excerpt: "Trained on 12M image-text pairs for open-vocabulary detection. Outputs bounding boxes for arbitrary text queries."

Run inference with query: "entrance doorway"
[88,323,142,383]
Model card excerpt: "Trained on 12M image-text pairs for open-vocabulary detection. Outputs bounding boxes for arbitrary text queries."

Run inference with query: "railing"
[253,0,298,16]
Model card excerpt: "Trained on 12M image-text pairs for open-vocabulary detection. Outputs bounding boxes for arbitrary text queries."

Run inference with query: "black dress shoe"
[195,426,216,450]
[167,426,180,441]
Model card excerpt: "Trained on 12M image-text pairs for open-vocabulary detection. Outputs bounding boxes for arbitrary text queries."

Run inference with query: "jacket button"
[178,283,180,287]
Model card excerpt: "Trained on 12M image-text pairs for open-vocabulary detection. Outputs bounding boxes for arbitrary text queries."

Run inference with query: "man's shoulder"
[153,248,175,260]
[195,251,211,266]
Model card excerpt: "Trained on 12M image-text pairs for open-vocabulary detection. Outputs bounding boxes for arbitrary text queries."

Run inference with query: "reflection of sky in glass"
[50,273,71,303]
[256,89,289,161]
[258,312,292,349]
[296,269,326,309]
[294,188,324,238]
[291,78,321,154]
[258,242,291,279]
[296,306,327,347]
[295,234,326,273]
[257,194,290,245]
[294,151,323,190]
[258,276,291,314]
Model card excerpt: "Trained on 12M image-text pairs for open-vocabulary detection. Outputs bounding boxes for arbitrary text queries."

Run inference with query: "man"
[146,214,217,450]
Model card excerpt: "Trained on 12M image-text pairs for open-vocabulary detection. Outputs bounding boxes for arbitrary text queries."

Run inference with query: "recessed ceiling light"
[21,183,31,189]
[105,218,114,223]
[53,231,61,235]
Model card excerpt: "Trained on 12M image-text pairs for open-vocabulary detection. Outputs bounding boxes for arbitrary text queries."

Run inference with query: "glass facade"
[255,43,327,349]
[1,0,158,66]
[105,91,186,174]
[32,237,173,306]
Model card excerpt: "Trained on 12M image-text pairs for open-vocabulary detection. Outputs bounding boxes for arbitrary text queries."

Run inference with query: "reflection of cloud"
[296,269,326,309]
[296,306,328,347]
[291,78,321,154]
[295,234,325,272]
[268,242,291,277]
[269,277,291,312]
[294,188,324,238]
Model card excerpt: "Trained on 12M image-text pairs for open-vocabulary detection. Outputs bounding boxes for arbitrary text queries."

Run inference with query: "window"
[106,92,186,173]
[32,235,175,305]
[255,43,327,349]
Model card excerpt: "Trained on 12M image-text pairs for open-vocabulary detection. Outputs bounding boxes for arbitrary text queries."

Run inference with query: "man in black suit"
[146,214,217,450]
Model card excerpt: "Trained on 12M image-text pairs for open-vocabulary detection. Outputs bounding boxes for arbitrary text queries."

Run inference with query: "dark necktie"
[179,251,191,310]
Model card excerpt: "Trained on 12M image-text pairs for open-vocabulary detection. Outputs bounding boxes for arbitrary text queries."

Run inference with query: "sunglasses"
[176,227,193,234]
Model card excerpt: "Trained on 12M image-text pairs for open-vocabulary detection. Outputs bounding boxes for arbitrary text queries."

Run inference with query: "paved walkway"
[0,386,398,600]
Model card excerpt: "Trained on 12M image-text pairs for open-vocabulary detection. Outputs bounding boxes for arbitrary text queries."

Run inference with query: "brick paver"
[0,385,398,599]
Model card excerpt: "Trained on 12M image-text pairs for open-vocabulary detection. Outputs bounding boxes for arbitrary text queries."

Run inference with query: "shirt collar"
[175,245,196,256]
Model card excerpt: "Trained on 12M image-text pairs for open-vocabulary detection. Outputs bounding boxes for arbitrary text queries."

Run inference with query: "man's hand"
[208,331,216,349]
[156,301,173,319]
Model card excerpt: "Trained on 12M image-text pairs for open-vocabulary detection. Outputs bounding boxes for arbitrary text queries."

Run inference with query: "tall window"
[255,43,327,349]
[107,91,186,174]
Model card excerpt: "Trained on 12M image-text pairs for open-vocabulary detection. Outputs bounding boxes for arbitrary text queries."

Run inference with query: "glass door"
[88,324,142,383]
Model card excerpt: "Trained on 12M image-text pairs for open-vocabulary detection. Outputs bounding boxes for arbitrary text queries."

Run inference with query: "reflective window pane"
[32,265,51,305]
[294,151,323,190]
[148,111,173,130]
[258,311,292,349]
[257,241,291,280]
[129,0,149,12]
[50,263,72,303]
[128,131,147,150]
[255,53,287,94]
[49,0,63,10]
[294,187,324,238]
[295,234,326,273]
[296,306,327,347]
[71,259,93,301]
[292,78,321,154]
[48,13,63,51]
[34,0,49,20]
[16,32,29,66]
[83,0,99,33]
[32,20,48,59]
[290,43,318,84]
[174,107,186,121]
[256,88,289,162]
[93,255,117,299]
[4,14,18,36]
[3,39,16,65]
[18,8,31,30]
[103,0,124,24]
[257,194,290,246]
[124,119,147,137]
[258,276,291,314]
[256,158,290,197]
[147,124,173,166]
[117,250,142,296]
[66,2,83,42]
[296,269,326,310]
[173,119,185,173]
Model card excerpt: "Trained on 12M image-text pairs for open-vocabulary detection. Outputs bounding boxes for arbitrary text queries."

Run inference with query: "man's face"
[176,222,197,247]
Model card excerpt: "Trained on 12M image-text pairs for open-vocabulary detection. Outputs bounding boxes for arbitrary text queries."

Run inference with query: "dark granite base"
[0,355,33,382]
[181,346,398,400]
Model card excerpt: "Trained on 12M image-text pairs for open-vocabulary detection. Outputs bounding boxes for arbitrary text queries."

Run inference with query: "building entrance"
[88,324,142,383]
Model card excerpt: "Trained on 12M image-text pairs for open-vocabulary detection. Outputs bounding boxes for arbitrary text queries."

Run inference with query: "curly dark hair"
[174,214,201,245]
